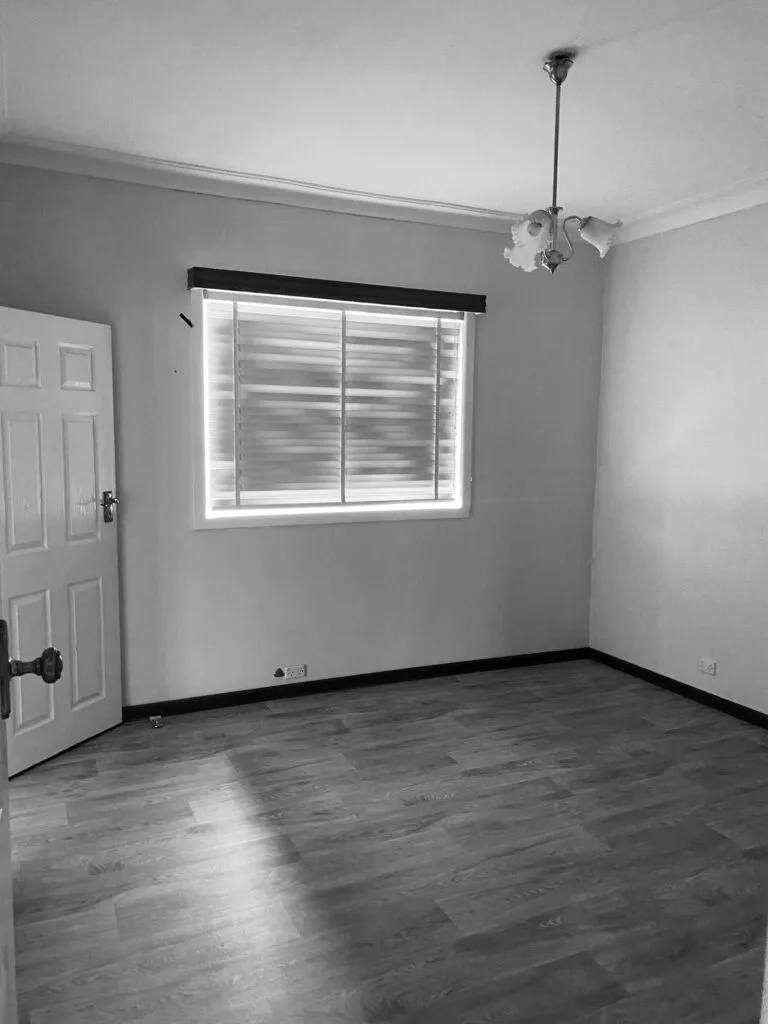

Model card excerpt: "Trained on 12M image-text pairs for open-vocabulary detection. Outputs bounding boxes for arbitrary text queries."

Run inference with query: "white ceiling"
[1,0,767,227]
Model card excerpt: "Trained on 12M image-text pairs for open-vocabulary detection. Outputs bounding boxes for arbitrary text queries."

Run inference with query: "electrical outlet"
[700,658,717,676]
[278,664,307,681]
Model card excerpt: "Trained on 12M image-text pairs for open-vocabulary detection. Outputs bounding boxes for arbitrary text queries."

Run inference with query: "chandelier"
[504,49,621,274]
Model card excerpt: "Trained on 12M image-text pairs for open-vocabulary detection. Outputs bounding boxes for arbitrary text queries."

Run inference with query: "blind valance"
[188,267,486,315]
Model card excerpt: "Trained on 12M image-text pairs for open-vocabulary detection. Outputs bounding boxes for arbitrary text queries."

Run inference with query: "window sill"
[193,503,471,529]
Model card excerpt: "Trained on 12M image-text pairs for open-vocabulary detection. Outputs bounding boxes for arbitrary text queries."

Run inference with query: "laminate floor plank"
[11,661,768,1022]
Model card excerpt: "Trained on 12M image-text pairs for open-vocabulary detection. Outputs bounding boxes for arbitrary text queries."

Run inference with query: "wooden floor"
[10,660,768,1023]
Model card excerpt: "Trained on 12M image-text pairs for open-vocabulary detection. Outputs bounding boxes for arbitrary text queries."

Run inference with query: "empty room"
[0,0,767,1021]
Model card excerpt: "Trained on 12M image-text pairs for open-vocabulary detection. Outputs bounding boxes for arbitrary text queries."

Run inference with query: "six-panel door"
[0,306,122,776]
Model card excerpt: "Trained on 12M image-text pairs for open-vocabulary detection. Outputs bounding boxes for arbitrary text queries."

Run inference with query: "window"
[190,272,480,527]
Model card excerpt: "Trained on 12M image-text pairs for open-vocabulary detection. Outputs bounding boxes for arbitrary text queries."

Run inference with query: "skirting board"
[589,648,768,732]
[123,646,768,733]
[122,648,591,721]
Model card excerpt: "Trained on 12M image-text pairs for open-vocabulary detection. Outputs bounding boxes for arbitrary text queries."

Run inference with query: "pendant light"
[504,49,621,274]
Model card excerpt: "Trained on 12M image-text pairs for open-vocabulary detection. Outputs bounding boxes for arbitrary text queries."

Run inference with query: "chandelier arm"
[560,215,582,261]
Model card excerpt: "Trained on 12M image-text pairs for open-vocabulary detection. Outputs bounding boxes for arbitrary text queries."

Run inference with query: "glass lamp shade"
[503,210,554,273]
[578,216,621,258]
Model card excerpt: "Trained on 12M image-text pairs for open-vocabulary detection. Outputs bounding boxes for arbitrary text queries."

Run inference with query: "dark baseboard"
[589,647,768,732]
[122,645,768,735]
[121,647,591,721]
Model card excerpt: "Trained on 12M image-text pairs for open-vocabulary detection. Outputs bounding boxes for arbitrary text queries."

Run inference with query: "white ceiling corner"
[0,0,766,242]
[617,170,768,244]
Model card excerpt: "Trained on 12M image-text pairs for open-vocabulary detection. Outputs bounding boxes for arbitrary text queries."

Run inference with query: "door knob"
[100,490,119,523]
[0,620,63,720]
[10,648,63,686]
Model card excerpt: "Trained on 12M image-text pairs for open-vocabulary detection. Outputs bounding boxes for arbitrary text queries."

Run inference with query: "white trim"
[0,135,517,234]
[193,503,468,528]
[617,171,768,244]
[458,311,475,521]
[196,503,470,530]
[190,289,208,530]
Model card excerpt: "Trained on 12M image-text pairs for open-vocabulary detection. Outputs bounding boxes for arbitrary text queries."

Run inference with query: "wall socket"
[700,658,717,676]
[275,664,307,681]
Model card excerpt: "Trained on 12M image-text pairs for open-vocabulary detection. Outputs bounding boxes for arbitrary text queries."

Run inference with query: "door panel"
[68,579,106,708]
[2,413,46,553]
[63,415,99,541]
[0,306,122,776]
[59,345,94,391]
[0,337,38,389]
[9,591,54,733]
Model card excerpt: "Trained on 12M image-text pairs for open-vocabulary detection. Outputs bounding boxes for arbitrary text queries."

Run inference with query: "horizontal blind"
[203,296,465,511]
[205,300,237,507]
[237,303,342,506]
[345,312,438,503]
[438,317,462,501]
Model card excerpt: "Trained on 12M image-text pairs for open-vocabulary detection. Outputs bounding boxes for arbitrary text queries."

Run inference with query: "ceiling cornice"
[0,135,518,235]
[617,170,768,244]
[1,135,767,245]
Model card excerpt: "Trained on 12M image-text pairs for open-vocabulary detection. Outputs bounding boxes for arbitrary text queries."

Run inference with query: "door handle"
[0,620,63,721]
[100,490,119,523]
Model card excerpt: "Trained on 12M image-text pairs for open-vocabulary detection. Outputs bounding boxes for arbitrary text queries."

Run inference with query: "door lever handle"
[100,490,119,523]
[0,620,63,720]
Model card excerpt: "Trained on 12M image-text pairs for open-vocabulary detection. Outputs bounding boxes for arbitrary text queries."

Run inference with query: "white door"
[0,718,15,1024]
[0,306,122,776]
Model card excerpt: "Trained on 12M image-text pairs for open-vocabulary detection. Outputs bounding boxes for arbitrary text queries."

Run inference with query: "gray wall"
[592,204,768,713]
[0,165,604,706]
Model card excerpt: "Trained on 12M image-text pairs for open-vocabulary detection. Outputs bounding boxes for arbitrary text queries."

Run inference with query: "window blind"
[203,296,465,512]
